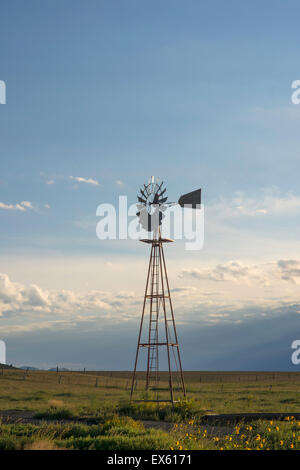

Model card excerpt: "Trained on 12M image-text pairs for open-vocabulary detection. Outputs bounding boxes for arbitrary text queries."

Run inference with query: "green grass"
[1,369,300,449]
[34,407,75,420]
[118,398,202,422]
[0,417,174,450]
[1,369,300,415]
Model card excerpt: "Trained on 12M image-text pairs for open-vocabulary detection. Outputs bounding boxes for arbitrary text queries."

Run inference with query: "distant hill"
[18,366,71,371]
[0,363,18,369]
[0,364,73,371]
[19,366,40,371]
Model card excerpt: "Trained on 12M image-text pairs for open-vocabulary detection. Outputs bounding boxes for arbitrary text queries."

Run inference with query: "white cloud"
[2,255,300,334]
[179,261,267,284]
[0,274,23,303]
[25,284,49,307]
[277,259,300,284]
[0,273,133,320]
[115,180,124,186]
[177,258,300,320]
[208,313,229,318]
[0,201,34,212]
[20,201,33,209]
[69,176,99,186]
[0,202,25,211]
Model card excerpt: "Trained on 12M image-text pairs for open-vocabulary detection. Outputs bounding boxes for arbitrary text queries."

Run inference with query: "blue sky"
[1,0,300,370]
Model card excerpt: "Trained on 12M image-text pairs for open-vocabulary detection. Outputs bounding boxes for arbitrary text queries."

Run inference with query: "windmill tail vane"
[130,177,202,404]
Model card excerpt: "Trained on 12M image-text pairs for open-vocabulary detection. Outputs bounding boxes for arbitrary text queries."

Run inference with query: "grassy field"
[1,368,300,449]
[1,368,300,414]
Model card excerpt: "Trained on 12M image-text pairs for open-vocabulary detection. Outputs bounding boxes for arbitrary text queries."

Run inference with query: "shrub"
[118,397,202,422]
[34,407,74,420]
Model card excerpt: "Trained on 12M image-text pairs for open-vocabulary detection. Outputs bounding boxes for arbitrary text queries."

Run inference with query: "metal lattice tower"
[130,233,186,403]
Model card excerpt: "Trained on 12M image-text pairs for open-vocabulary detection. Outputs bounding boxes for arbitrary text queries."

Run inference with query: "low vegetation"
[172,416,300,450]
[0,417,173,450]
[118,397,202,423]
[1,369,300,450]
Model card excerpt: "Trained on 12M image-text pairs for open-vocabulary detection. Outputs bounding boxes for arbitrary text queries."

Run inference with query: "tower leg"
[158,242,174,403]
[130,245,153,401]
[161,245,186,398]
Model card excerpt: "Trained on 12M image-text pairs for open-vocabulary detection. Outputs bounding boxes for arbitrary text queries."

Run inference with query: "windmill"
[130,176,201,404]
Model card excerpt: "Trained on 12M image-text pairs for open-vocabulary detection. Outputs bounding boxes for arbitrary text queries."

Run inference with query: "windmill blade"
[178,189,201,209]
[151,195,168,205]
[152,189,167,204]
[140,188,148,199]
[157,196,168,204]
[157,181,164,192]
[152,192,160,204]
[157,187,166,198]
[143,184,150,196]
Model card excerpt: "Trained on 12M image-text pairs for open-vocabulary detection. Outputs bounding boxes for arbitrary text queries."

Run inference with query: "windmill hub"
[136,178,168,233]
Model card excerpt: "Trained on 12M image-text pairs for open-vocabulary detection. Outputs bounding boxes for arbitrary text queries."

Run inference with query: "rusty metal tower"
[130,177,201,403]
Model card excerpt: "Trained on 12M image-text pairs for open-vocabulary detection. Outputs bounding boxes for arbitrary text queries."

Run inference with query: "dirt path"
[0,410,72,425]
